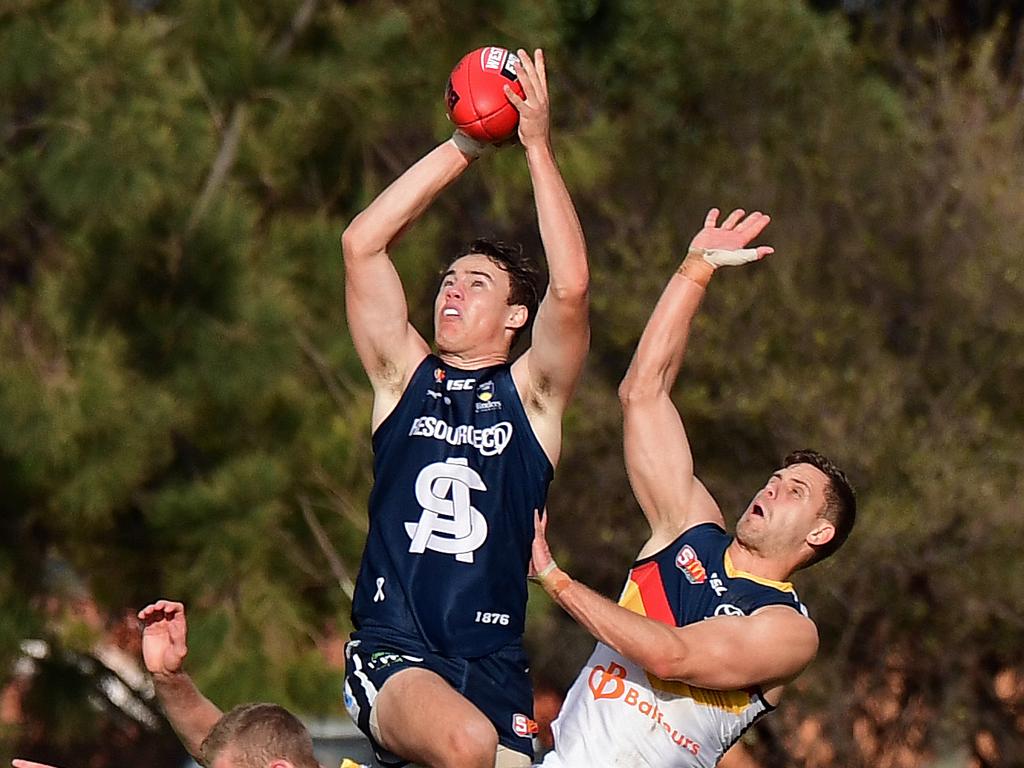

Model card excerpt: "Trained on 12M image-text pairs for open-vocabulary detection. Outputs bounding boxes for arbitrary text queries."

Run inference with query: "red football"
[445,46,526,143]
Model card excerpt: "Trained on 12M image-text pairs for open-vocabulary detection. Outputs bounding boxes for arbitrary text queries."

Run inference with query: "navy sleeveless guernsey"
[352,355,553,657]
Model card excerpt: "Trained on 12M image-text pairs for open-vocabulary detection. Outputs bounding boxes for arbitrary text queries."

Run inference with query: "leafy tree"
[3,1,1024,766]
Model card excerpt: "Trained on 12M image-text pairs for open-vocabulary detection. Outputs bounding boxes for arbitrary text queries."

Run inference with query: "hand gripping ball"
[445,46,526,143]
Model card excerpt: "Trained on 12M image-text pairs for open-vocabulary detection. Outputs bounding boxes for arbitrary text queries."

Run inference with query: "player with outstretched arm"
[341,48,589,768]
[532,209,856,767]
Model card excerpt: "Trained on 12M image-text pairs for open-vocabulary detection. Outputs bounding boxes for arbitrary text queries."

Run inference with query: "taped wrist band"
[450,131,490,159]
[677,252,714,287]
[542,566,573,599]
[536,561,559,579]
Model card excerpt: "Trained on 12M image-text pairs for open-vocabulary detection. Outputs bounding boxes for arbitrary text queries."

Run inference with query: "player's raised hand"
[688,208,774,264]
[138,599,188,677]
[505,49,550,149]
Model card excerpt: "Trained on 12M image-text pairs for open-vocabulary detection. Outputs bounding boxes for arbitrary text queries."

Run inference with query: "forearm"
[538,568,686,680]
[621,260,709,398]
[526,142,588,297]
[153,672,223,759]
[342,139,473,259]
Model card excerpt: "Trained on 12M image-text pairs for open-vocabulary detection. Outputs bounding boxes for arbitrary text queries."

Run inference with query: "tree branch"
[298,493,355,600]
[186,0,322,234]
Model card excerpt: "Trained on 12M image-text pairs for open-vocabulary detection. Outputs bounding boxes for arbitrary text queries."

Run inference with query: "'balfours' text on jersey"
[352,355,553,657]
[542,523,808,768]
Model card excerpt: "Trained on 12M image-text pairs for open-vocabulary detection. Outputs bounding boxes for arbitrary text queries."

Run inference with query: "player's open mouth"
[752,504,765,518]
[442,308,460,317]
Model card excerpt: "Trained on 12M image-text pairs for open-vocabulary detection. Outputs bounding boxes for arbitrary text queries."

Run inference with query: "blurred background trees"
[2,1,1023,765]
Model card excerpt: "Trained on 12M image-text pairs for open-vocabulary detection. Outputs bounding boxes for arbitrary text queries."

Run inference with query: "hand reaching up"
[138,599,188,677]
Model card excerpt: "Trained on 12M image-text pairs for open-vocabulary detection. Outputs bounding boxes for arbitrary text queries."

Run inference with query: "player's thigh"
[464,642,535,762]
[374,666,498,767]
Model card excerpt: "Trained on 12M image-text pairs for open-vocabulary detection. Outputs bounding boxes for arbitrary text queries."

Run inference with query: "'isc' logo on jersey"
[675,545,707,584]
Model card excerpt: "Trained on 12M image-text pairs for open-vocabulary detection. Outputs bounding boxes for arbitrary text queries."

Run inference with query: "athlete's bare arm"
[138,600,222,759]
[530,512,816,691]
[618,209,773,552]
[507,50,589,465]
[342,141,482,429]
[564,580,815,690]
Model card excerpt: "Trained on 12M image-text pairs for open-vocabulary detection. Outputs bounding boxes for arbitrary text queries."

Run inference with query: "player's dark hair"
[452,238,543,345]
[200,702,319,768]
[783,449,856,567]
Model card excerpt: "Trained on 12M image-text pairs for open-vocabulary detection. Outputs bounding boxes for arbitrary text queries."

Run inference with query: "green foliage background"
[2,1,1023,765]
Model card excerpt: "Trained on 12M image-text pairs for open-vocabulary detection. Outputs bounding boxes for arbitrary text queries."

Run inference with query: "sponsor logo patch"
[434,368,446,383]
[675,545,707,584]
[482,46,507,71]
[587,662,701,755]
[409,416,513,456]
[512,713,539,738]
[479,47,520,81]
[714,603,745,617]
[447,378,475,391]
[367,651,405,671]
[475,381,502,411]
[500,53,520,80]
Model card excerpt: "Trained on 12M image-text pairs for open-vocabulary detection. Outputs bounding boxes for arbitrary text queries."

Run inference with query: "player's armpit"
[510,296,589,465]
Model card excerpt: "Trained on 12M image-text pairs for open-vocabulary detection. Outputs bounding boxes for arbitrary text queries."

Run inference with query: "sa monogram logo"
[406,458,488,563]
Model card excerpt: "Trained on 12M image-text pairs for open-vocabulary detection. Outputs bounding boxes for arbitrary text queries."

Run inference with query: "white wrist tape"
[697,247,761,267]
[450,131,490,159]
[535,561,559,580]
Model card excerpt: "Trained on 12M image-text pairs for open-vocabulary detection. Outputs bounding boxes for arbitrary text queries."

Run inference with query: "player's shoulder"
[750,604,820,647]
[751,602,816,624]
[678,520,732,551]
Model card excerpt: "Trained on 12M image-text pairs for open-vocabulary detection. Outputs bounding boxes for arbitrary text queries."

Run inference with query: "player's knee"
[440,718,498,768]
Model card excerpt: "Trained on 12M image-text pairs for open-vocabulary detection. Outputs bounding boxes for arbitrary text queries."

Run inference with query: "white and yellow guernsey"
[540,523,807,768]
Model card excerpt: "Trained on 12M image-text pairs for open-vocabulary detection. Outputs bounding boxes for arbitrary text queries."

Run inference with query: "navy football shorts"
[343,633,536,766]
